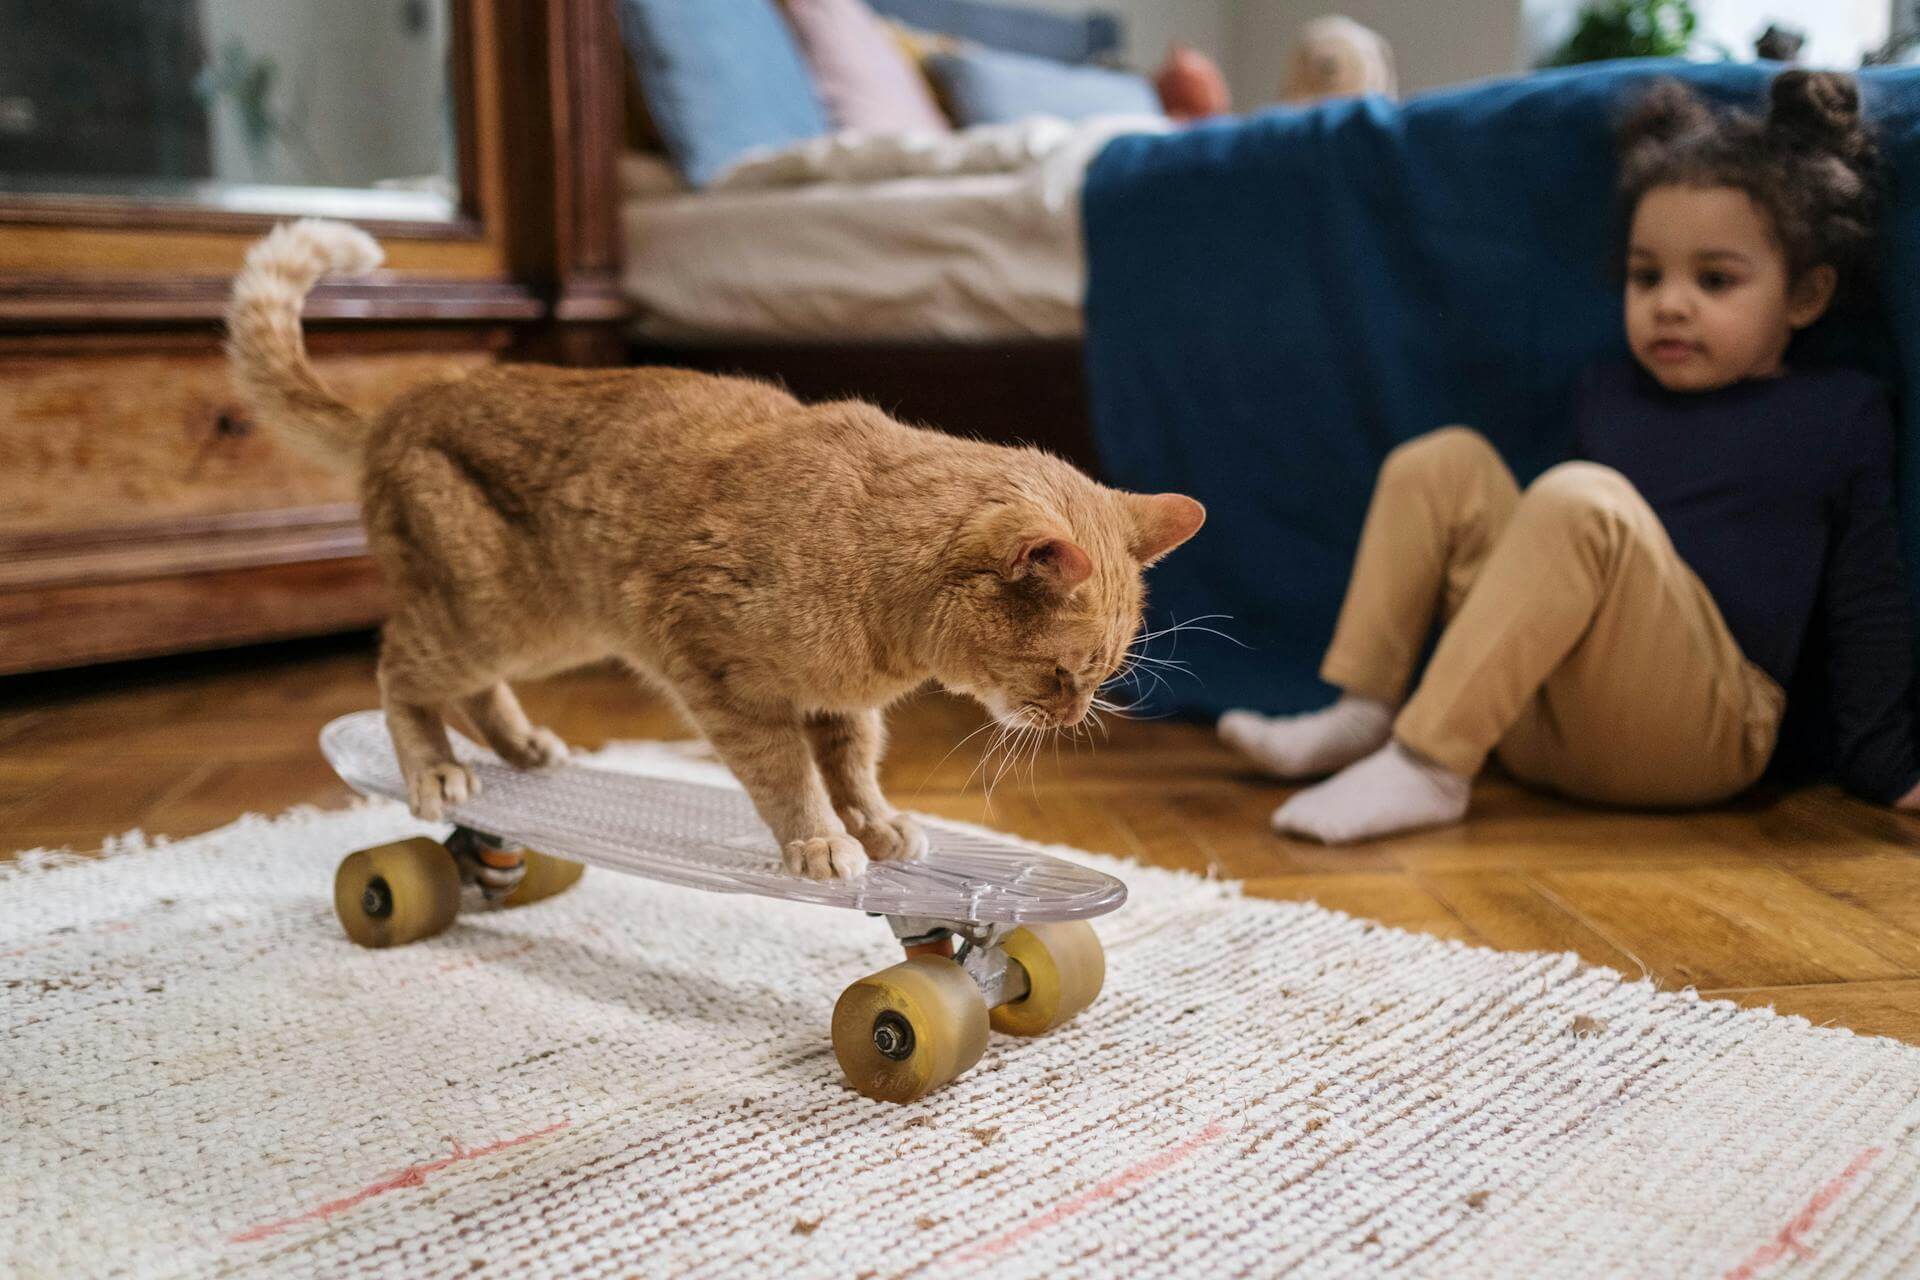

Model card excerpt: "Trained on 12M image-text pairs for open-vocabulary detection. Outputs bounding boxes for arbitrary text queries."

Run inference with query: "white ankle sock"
[1218,695,1394,779]
[1270,741,1471,845]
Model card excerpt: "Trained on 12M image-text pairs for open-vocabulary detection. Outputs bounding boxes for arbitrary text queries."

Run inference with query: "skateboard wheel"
[832,956,989,1103]
[990,921,1105,1037]
[502,851,585,907]
[334,838,462,949]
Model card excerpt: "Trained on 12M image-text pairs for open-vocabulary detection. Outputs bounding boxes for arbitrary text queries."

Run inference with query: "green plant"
[1545,0,1699,67]
[193,40,280,155]
[192,39,330,184]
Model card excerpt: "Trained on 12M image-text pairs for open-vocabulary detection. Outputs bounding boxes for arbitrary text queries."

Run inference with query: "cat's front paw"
[842,807,928,863]
[783,833,869,881]
[407,762,478,821]
[500,727,568,771]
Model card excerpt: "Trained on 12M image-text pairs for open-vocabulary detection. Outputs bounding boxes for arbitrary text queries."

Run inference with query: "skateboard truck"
[446,826,528,901]
[881,915,1030,1009]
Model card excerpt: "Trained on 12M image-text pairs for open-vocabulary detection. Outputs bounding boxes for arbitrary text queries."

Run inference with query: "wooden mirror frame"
[0,0,628,677]
[0,0,626,353]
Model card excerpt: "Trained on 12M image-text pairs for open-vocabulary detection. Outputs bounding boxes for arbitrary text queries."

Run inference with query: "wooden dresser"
[0,0,627,675]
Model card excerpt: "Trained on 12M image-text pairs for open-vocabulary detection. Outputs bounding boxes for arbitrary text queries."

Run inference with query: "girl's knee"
[1379,425,1498,486]
[1518,462,1645,526]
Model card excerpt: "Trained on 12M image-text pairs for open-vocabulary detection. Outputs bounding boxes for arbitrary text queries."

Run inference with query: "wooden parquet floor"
[4,634,1917,1043]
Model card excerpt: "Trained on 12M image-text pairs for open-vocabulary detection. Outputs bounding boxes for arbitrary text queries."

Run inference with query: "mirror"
[0,0,460,222]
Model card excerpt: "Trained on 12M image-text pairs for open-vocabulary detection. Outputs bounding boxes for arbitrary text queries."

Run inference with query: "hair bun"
[1769,70,1869,162]
[1617,79,1712,153]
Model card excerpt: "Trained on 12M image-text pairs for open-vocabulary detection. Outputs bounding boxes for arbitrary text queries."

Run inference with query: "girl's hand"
[1897,779,1920,811]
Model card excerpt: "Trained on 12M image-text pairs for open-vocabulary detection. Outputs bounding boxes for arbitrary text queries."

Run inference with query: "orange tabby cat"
[228,220,1204,880]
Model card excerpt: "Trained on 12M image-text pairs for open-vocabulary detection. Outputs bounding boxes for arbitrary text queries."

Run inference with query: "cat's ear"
[1124,493,1206,564]
[1005,534,1094,591]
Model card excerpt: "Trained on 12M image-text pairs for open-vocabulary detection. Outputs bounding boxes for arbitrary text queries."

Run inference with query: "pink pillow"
[1155,42,1231,121]
[784,0,951,135]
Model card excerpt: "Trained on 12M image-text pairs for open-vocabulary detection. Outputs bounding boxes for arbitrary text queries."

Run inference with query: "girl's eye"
[1699,272,1735,291]
[1629,269,1659,289]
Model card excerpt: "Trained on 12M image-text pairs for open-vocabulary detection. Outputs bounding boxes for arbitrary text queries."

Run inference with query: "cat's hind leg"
[804,709,927,863]
[458,682,569,770]
[378,631,484,821]
[383,697,475,821]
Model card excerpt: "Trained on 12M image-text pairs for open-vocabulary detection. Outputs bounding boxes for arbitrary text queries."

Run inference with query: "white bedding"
[619,116,1166,343]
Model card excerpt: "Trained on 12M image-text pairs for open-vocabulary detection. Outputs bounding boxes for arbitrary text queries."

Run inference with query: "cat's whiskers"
[1012,720,1042,800]
[911,713,1006,798]
[1097,671,1176,722]
[1125,612,1243,690]
[983,714,1033,808]
[1091,611,1244,728]
[1132,612,1247,649]
[1127,653,1195,677]
[961,715,1020,808]
[1112,662,1175,706]
[970,704,1048,811]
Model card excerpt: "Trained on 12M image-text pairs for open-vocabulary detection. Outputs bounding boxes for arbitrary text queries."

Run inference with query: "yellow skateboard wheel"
[990,921,1105,1037]
[833,956,989,1103]
[334,837,462,949]
[502,850,585,907]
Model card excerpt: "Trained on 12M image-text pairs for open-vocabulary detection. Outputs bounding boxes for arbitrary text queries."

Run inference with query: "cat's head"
[934,484,1205,729]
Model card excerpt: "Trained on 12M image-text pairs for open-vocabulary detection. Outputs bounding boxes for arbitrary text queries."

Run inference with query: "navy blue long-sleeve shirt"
[1573,361,1920,803]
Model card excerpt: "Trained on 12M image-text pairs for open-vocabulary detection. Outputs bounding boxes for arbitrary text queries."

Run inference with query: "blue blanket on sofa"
[1082,60,1920,725]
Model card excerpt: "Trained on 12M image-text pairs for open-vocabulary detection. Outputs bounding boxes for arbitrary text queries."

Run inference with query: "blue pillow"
[927,46,1161,126]
[615,0,829,187]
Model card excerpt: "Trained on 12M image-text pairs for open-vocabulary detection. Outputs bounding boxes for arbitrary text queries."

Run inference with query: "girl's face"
[1625,184,1836,393]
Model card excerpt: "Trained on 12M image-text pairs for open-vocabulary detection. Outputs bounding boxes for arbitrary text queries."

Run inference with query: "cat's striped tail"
[225,218,384,469]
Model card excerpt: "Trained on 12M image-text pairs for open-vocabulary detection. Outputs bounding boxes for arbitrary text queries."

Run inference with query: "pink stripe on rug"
[230,1121,572,1244]
[954,1118,1230,1263]
[1723,1146,1884,1280]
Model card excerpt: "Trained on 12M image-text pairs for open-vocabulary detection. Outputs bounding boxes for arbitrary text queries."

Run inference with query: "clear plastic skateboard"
[321,711,1126,1101]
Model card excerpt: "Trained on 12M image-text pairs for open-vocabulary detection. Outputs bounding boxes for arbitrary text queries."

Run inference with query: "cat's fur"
[227,219,1204,879]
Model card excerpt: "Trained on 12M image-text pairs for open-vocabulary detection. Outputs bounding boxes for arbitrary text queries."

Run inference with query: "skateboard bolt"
[872,1012,915,1061]
[361,876,394,920]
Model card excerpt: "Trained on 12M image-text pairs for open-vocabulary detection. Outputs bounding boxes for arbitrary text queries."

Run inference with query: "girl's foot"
[1218,695,1393,779]
[1271,741,1470,844]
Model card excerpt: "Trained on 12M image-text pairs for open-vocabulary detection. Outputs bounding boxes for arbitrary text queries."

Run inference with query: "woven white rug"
[5,742,1918,1280]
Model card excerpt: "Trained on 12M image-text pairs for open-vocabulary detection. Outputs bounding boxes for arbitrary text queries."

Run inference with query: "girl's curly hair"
[1617,71,1880,289]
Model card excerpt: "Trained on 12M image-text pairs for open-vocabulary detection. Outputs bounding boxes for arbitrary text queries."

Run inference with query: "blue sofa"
[1081,60,1920,765]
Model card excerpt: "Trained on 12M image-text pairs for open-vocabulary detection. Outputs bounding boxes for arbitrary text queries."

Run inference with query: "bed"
[613,0,1154,468]
[618,117,1156,344]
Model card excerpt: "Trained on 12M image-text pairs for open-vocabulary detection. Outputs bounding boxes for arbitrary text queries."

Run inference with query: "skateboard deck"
[321,711,1126,926]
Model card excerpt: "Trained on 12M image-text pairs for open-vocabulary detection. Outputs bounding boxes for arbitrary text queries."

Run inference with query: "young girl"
[1219,70,1920,843]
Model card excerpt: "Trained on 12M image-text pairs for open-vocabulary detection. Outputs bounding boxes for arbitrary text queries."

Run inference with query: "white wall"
[1018,0,1236,73]
[1020,0,1522,106]
[1215,0,1897,115]
[1226,0,1524,108]
[1689,0,1889,67]
[1523,0,1893,74]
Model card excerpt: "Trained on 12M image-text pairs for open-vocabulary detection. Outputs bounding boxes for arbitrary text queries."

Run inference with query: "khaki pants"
[1320,427,1784,807]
